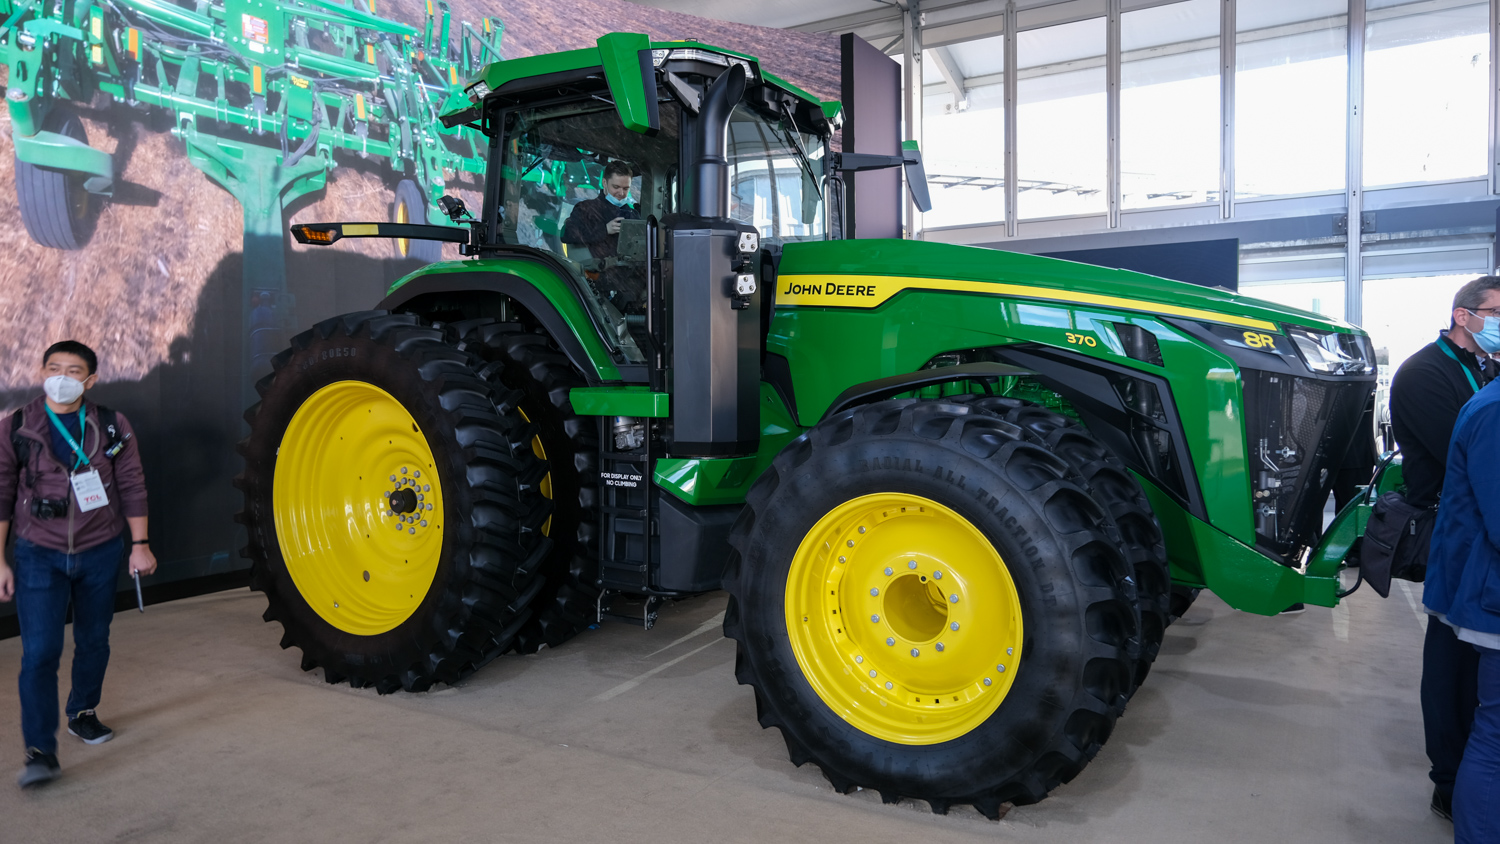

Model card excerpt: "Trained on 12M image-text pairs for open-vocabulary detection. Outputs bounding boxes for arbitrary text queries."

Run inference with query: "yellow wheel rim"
[785,493,1024,745]
[272,381,446,636]
[395,199,411,257]
[517,407,552,535]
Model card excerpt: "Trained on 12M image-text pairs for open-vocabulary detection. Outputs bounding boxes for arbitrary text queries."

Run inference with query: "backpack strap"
[94,404,128,459]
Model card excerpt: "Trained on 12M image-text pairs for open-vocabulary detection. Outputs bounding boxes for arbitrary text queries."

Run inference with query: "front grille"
[1243,371,1371,562]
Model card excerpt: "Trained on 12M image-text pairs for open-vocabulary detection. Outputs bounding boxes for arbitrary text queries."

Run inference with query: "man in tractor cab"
[1390,275,1500,821]
[0,341,156,788]
[562,159,644,311]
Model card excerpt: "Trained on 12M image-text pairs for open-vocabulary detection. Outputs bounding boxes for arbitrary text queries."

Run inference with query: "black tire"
[16,108,97,250]
[1169,584,1201,622]
[723,400,1138,815]
[450,319,602,652]
[237,311,553,693]
[949,396,1170,687]
[392,178,443,263]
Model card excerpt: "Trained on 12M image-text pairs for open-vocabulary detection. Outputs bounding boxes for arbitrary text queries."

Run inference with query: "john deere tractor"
[237,33,1378,816]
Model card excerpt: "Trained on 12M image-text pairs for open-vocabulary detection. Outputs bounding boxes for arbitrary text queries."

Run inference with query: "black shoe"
[67,710,114,745]
[17,748,60,788]
[1431,788,1453,822]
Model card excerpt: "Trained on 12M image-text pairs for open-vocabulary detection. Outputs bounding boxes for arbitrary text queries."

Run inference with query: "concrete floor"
[0,581,1453,844]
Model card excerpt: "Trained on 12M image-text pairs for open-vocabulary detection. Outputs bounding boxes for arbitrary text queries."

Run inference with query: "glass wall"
[1120,0,1221,209]
[923,35,1007,228]
[1364,1,1490,187]
[1363,274,1472,373]
[1235,0,1348,198]
[1017,17,1107,218]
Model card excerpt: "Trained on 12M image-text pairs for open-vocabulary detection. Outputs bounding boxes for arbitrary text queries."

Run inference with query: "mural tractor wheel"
[236,311,553,693]
[16,108,97,250]
[392,179,443,263]
[450,318,602,653]
[723,399,1139,815]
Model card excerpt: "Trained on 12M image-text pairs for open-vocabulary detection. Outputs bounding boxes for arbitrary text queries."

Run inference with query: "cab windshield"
[497,102,682,363]
[726,105,826,244]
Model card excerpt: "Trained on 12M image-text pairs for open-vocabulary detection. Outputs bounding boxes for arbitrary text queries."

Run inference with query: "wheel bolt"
[855,656,864,664]
[847,540,855,547]
[936,642,945,652]
[949,594,959,604]
[858,526,866,534]
[934,571,943,580]
[886,637,895,646]
[884,682,893,690]
[1007,647,1014,655]
[997,664,1006,672]
[884,567,893,576]
[408,527,415,534]
[420,520,428,527]
[871,615,880,623]
[402,467,408,474]
[869,588,879,597]
[869,669,877,678]
[910,648,919,657]
[423,484,430,491]
[951,622,960,631]
[983,678,992,686]
[426,504,433,511]
[907,560,917,570]
[414,470,421,478]
[389,474,396,481]
[838,556,846,563]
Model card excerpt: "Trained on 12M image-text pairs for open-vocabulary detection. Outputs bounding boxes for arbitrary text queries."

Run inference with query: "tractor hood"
[778,239,1356,336]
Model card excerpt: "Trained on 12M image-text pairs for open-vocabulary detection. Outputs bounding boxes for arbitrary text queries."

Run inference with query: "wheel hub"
[784,493,1024,745]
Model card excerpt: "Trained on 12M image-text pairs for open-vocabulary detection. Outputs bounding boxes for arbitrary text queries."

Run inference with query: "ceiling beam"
[929,45,969,109]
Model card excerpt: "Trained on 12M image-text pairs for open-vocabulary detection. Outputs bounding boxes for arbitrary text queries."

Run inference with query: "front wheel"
[16,108,97,250]
[723,400,1138,815]
[392,179,443,263]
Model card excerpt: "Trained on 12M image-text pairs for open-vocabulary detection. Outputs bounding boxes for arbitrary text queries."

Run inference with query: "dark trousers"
[14,535,124,754]
[1455,645,1500,844]
[1424,618,1482,798]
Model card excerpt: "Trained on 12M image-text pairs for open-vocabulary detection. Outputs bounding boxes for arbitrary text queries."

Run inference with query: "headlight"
[1286,326,1375,375]
[651,47,758,81]
[465,80,491,103]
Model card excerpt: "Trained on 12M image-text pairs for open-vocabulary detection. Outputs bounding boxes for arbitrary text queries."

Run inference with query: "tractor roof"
[442,32,838,136]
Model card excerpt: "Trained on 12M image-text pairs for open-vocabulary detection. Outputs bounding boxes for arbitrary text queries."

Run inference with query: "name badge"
[71,470,109,513]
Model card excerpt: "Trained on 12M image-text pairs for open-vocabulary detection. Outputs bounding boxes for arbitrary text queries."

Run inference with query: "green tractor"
[237,33,1378,815]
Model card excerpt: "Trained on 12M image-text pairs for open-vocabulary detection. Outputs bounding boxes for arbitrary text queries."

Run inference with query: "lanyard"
[1438,340,1481,395]
[44,404,89,472]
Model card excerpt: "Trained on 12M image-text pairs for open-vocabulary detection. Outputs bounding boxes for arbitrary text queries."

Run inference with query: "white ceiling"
[617,0,895,30]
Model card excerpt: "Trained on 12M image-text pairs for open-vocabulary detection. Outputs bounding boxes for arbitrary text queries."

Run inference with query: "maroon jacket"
[0,395,148,553]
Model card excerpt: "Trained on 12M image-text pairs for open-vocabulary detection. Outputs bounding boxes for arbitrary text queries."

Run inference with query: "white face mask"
[43,374,86,405]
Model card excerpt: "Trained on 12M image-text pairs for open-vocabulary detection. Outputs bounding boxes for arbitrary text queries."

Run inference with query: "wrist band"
[132,539,149,545]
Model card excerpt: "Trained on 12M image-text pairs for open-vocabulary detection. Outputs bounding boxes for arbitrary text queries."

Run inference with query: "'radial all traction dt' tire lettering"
[449,318,602,653]
[723,400,1139,816]
[947,395,1170,688]
[236,311,554,693]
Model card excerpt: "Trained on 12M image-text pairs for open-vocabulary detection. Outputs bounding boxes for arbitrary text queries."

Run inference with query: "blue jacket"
[1424,378,1500,636]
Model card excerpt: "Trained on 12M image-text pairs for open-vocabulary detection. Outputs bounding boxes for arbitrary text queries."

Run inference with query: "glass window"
[1240,280,1346,322]
[1236,0,1347,198]
[1018,17,1107,219]
[500,102,683,363]
[922,35,1006,228]
[726,106,827,244]
[1363,273,1473,377]
[1121,0,1221,209]
[1364,1,1490,187]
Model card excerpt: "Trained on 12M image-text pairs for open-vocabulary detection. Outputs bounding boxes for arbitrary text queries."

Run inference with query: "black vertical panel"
[840,34,902,239]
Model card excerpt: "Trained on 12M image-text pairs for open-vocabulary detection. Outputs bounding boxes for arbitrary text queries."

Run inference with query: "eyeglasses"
[1469,308,1500,317]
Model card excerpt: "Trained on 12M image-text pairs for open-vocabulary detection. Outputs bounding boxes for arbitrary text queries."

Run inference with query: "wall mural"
[0,0,838,613]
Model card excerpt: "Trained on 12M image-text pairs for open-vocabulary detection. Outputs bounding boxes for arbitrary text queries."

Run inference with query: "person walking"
[1390,275,1500,820]
[0,341,155,787]
[1424,369,1500,843]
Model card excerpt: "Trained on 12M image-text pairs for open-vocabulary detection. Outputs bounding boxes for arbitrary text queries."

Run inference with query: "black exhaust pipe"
[692,63,747,218]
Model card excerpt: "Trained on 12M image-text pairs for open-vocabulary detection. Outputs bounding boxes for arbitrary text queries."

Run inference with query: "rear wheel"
[237,311,552,692]
[451,319,601,652]
[392,179,443,263]
[724,400,1138,815]
[16,108,97,250]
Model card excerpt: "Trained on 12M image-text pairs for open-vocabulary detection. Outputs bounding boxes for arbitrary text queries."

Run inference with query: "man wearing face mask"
[561,160,644,311]
[1390,275,1500,821]
[0,341,153,788]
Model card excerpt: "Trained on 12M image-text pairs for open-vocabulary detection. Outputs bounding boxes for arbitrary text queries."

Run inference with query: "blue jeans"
[1455,645,1500,844]
[14,535,124,755]
[1424,618,1481,798]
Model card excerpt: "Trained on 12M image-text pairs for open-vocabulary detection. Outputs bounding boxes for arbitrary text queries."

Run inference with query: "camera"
[30,497,68,520]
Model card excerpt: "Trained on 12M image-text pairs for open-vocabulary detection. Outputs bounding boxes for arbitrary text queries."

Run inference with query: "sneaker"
[1431,787,1454,822]
[17,749,60,788]
[67,710,114,745]
[1280,603,1306,615]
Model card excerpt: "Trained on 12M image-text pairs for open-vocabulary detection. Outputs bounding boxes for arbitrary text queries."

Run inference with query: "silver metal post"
[1489,0,1498,195]
[1107,0,1121,228]
[1004,1,1018,238]
[1346,0,1366,325]
[1220,0,1236,219]
[902,0,924,239]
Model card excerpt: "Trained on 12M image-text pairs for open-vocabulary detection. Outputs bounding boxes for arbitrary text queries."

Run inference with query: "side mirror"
[900,140,931,214]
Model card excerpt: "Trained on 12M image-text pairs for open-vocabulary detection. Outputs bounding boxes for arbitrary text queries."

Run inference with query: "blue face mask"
[1469,310,1500,354]
[604,191,632,208]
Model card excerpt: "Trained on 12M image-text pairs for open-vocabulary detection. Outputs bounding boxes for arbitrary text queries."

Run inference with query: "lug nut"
[420,520,428,527]
[934,571,943,580]
[402,467,408,474]
[423,484,430,491]
[997,664,1006,672]
[983,678,992,686]
[869,669,877,678]
[1007,647,1014,655]
[389,474,396,481]
[951,622,960,631]
[910,648,919,657]
[886,637,895,646]
[884,681,893,690]
[936,643,945,652]
[426,504,433,511]
[414,470,421,478]
[847,540,855,547]
[871,615,880,623]
[855,656,864,664]
[408,527,415,534]
[949,594,959,604]
[858,526,866,534]
[839,556,846,563]
[884,567,893,576]
[908,560,917,570]
[869,588,879,597]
